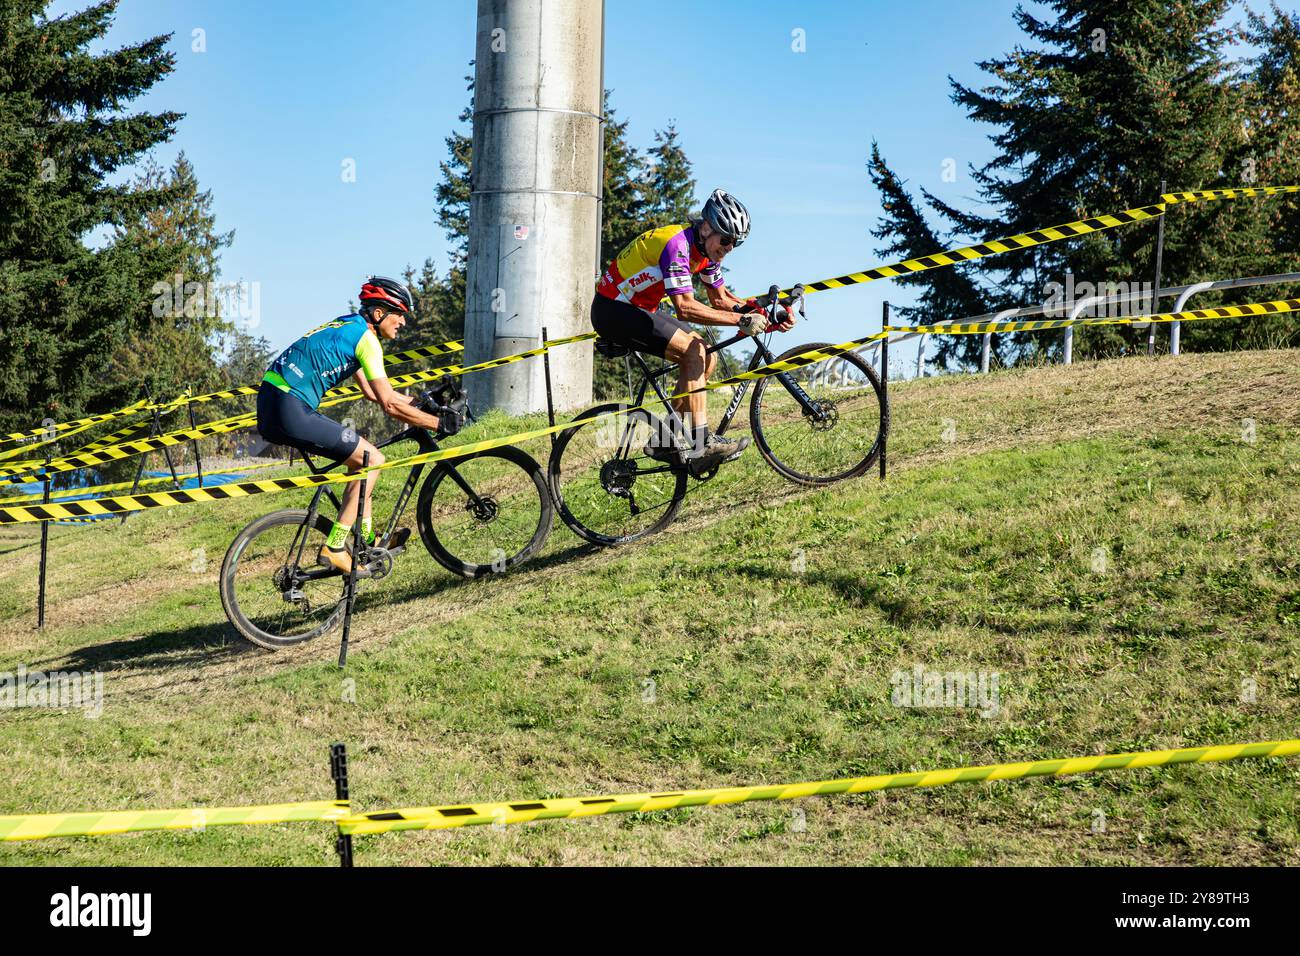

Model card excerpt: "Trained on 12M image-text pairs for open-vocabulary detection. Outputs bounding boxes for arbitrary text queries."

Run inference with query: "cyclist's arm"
[704,284,746,313]
[354,330,441,430]
[669,291,743,327]
[365,375,442,431]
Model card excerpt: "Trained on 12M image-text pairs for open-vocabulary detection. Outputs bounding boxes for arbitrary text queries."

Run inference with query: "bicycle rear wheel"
[549,402,687,546]
[220,509,347,649]
[749,341,888,485]
[416,445,553,578]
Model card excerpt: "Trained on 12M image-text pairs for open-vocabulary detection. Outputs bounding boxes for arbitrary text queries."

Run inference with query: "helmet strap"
[692,220,708,255]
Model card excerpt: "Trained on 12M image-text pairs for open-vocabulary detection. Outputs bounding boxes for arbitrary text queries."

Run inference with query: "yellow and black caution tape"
[1159,185,1300,204]
[0,333,601,482]
[0,399,154,450]
[0,800,350,842]
[0,325,913,524]
[766,184,1300,302]
[65,418,158,456]
[0,341,466,451]
[0,459,297,507]
[5,184,1296,450]
[0,412,259,480]
[2,293,1295,525]
[888,297,1300,336]
[339,739,1300,835]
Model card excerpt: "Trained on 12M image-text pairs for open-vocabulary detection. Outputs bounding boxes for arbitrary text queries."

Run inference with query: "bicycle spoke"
[753,347,885,484]
[552,406,686,544]
[423,453,547,570]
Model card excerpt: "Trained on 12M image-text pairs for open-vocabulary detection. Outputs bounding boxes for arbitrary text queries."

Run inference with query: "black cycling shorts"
[590,293,693,358]
[256,381,359,463]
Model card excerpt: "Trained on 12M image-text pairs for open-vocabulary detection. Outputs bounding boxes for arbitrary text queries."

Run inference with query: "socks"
[325,521,351,550]
[326,519,376,549]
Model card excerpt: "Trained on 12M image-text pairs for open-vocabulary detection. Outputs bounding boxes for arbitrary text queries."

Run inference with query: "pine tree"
[106,153,235,410]
[599,92,646,268]
[642,121,695,225]
[867,143,1001,370]
[0,0,181,435]
[434,64,474,271]
[877,0,1259,364]
[1198,2,1300,351]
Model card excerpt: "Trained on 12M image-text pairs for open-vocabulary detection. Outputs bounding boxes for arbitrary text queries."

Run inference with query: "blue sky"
[64,0,1052,361]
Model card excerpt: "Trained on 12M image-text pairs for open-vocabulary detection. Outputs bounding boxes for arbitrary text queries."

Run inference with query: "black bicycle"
[220,378,553,649]
[549,285,889,546]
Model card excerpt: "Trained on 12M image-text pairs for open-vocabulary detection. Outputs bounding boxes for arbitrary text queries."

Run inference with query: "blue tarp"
[4,470,252,523]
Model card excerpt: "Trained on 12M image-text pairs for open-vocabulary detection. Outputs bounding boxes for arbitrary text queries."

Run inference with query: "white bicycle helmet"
[699,188,751,245]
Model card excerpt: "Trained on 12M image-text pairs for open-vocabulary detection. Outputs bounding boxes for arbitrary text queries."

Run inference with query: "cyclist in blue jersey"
[257,276,444,575]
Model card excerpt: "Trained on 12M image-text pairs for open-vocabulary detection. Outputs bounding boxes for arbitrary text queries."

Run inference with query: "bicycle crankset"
[359,547,394,580]
[686,459,719,481]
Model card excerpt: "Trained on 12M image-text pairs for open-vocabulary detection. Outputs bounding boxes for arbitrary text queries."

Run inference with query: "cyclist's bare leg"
[664,331,714,439]
[336,437,384,529]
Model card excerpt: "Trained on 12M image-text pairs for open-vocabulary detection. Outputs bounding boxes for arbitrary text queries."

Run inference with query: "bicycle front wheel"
[219,509,347,650]
[416,445,553,578]
[549,402,687,546]
[750,341,889,485]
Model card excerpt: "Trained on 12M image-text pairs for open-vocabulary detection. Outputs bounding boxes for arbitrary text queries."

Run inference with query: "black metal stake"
[338,452,368,668]
[188,399,204,488]
[1150,178,1167,357]
[330,743,353,868]
[37,457,51,630]
[154,406,181,489]
[121,399,157,525]
[879,301,889,481]
[541,325,557,451]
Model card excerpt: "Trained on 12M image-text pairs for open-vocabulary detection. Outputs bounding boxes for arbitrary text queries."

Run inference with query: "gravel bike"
[220,377,553,649]
[549,285,889,546]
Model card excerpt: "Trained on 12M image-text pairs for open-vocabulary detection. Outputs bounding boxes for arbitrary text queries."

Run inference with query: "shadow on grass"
[28,536,609,680]
[729,562,930,627]
[37,619,250,674]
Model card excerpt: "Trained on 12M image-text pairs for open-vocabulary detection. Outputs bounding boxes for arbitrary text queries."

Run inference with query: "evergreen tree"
[867,143,1003,370]
[0,0,181,435]
[403,257,464,355]
[434,64,474,271]
[106,153,235,409]
[642,121,695,225]
[872,0,1272,364]
[599,92,646,268]
[1200,2,1300,351]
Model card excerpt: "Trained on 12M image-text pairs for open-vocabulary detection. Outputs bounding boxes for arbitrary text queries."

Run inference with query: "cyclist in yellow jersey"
[593,188,796,468]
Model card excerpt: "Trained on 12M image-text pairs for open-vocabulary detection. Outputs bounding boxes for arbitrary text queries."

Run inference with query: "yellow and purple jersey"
[596,223,724,313]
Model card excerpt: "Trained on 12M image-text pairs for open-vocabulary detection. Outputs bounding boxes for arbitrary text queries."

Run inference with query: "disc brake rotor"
[807,399,839,431]
[466,495,499,522]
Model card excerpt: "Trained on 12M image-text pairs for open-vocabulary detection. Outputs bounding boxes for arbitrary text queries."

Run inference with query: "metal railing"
[855,271,1300,378]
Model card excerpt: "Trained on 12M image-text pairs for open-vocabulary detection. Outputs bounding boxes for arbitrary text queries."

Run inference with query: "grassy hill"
[1,348,1298,865]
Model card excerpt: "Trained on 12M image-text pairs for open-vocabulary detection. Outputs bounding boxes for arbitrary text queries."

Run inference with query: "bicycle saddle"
[595,338,630,359]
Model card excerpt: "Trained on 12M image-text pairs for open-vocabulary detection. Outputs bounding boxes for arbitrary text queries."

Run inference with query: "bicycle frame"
[621,330,823,454]
[280,421,490,584]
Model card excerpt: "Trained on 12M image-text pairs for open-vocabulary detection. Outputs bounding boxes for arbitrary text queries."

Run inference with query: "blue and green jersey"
[263,313,385,410]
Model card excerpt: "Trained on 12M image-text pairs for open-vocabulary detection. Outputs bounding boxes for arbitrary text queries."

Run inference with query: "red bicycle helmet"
[359,275,414,316]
